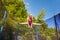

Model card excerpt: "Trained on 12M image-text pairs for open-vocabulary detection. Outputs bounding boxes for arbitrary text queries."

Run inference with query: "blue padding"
[55,14,60,30]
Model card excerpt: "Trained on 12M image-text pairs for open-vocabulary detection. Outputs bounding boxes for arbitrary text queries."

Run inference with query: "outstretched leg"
[30,23,32,28]
[28,23,32,28]
[28,23,30,28]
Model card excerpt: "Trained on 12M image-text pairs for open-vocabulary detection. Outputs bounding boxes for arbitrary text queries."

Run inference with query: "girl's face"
[29,14,32,18]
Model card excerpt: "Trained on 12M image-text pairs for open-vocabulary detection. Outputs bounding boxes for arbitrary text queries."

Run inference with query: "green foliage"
[0,0,28,40]
[2,0,28,22]
[37,8,45,20]
[0,0,5,20]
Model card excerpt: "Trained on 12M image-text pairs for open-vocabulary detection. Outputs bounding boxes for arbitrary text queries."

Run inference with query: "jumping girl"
[27,14,33,28]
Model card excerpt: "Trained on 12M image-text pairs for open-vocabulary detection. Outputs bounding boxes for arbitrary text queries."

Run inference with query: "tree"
[37,8,45,20]
[0,0,28,40]
[2,0,28,22]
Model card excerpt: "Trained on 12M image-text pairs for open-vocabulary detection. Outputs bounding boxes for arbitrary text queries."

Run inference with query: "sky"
[24,0,60,20]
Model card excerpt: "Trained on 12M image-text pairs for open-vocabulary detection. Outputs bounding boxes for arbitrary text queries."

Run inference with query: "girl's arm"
[32,16,33,23]
[27,17,29,23]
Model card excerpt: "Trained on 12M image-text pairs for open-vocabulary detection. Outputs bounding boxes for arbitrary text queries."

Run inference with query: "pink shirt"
[28,17,32,25]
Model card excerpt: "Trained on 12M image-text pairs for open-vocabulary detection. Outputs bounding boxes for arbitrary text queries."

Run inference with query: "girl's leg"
[28,22,32,28]
[28,23,30,28]
[31,23,32,28]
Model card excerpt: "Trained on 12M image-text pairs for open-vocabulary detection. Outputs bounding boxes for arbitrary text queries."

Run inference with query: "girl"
[27,14,33,28]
